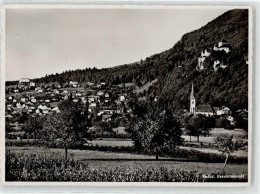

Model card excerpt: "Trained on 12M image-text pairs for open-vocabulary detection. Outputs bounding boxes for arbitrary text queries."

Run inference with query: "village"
[5,74,248,141]
[5,78,141,139]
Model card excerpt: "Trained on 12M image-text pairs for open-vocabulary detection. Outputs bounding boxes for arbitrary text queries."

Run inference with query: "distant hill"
[10,9,248,112]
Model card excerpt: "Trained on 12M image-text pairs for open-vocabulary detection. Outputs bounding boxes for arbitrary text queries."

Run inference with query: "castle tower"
[190,83,196,114]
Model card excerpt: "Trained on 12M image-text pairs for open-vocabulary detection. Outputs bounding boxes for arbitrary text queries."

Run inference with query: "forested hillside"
[11,9,248,113]
[156,9,249,112]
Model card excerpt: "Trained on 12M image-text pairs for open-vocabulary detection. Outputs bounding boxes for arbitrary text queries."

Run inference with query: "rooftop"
[196,104,214,113]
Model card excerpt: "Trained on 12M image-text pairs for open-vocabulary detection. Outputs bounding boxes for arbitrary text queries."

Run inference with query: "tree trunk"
[190,135,191,142]
[155,147,159,160]
[65,147,68,160]
[197,135,199,142]
[224,153,229,167]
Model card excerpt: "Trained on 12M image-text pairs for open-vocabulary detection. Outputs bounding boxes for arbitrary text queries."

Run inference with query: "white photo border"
[0,3,254,188]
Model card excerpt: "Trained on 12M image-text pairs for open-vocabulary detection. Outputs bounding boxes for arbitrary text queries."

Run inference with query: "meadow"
[88,138,133,147]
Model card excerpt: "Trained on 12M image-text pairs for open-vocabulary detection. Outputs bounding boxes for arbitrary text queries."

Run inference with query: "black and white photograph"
[1,5,252,185]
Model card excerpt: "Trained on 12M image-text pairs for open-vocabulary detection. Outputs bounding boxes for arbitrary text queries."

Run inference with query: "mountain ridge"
[7,9,249,113]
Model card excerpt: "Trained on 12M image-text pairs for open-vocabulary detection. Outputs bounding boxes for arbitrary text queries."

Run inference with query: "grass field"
[89,136,216,147]
[6,146,248,177]
[89,138,133,147]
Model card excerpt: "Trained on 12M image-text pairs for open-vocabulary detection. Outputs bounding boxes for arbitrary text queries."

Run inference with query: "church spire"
[190,83,196,114]
[191,82,194,98]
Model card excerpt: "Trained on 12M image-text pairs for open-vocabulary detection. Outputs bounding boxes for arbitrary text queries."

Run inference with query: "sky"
[5,7,231,81]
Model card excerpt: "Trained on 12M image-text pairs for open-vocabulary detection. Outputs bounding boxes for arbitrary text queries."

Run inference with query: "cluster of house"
[189,83,247,125]
[6,94,61,117]
[196,39,231,72]
[6,78,134,123]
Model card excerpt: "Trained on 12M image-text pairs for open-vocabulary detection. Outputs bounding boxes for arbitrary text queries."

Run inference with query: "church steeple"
[191,83,194,98]
[190,83,196,114]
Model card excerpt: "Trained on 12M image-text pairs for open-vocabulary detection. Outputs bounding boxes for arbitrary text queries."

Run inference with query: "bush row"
[6,139,43,147]
[6,151,247,182]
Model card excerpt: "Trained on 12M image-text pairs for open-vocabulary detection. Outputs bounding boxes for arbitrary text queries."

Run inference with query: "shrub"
[6,139,44,147]
[6,151,247,182]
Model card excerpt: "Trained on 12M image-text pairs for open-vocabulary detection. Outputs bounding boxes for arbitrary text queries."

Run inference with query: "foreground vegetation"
[6,150,247,182]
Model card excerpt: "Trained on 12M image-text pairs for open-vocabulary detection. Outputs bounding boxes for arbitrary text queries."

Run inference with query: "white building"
[119,95,126,102]
[69,81,78,87]
[19,78,30,85]
[216,106,232,115]
[213,39,231,54]
[197,57,206,70]
[97,91,105,96]
[218,39,228,47]
[31,98,37,103]
[42,110,49,114]
[52,107,60,113]
[20,98,26,102]
[63,95,69,100]
[201,49,211,57]
[75,93,82,97]
[29,82,36,87]
[213,60,221,71]
[226,115,235,125]
[88,95,100,102]
[73,99,79,103]
[53,89,60,94]
[89,103,97,109]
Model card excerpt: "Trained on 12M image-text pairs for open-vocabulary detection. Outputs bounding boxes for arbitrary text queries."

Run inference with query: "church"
[189,83,215,116]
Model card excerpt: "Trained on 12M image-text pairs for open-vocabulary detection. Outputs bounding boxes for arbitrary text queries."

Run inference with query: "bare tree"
[215,134,247,167]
